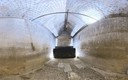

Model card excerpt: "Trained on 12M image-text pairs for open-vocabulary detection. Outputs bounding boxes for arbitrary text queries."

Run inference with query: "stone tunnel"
[0,0,128,80]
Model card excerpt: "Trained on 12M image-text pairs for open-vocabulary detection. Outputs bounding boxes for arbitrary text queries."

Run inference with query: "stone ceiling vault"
[0,0,128,36]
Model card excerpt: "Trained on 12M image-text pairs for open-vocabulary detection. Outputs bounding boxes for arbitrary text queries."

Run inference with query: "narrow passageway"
[0,58,128,80]
[0,0,128,80]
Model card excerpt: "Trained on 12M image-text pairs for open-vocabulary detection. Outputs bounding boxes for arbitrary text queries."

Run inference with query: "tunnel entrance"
[53,46,76,58]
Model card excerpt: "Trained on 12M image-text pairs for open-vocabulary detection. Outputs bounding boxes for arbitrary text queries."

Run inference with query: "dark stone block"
[53,46,76,58]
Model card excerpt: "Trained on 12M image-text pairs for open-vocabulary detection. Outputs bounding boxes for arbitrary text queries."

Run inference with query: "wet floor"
[0,58,128,80]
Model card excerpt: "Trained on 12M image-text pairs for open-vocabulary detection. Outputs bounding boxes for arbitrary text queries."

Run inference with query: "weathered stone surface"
[57,34,71,46]
[0,18,55,76]
[0,59,106,80]
[74,17,128,74]
[0,59,128,80]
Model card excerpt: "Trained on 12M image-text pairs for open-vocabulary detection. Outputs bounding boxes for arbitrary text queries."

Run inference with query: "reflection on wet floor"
[0,58,128,80]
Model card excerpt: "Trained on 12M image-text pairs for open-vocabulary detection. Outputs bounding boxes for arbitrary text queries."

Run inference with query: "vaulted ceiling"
[0,0,128,36]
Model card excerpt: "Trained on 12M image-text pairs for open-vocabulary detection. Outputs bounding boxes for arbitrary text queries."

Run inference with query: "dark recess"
[53,46,76,58]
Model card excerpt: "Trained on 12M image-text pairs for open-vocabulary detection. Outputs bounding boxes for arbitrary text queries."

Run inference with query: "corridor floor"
[0,58,128,80]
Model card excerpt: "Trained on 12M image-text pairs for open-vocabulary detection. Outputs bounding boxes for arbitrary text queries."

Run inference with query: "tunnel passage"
[53,18,76,58]
[1,1,128,80]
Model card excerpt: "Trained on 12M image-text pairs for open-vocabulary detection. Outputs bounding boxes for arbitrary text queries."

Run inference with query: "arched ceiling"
[0,0,128,36]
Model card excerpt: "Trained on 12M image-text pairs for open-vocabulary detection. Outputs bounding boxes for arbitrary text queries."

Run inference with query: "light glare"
[49,52,55,59]
[81,9,103,24]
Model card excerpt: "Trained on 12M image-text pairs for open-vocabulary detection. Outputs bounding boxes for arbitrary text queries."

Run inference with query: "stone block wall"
[57,34,71,46]
[74,17,128,74]
[0,18,55,76]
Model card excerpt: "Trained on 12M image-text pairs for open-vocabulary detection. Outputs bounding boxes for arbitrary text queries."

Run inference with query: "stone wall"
[74,17,128,74]
[0,18,55,76]
[57,34,71,46]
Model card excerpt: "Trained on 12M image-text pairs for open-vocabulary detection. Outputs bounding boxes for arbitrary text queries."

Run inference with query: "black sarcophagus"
[53,46,76,58]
